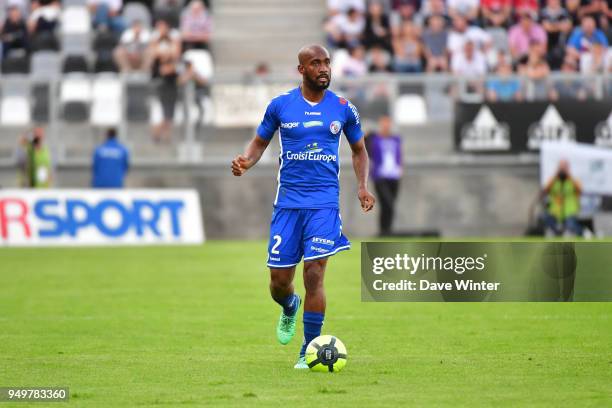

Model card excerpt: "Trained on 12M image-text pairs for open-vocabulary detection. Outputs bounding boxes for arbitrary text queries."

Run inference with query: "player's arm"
[231,135,270,176]
[349,138,375,212]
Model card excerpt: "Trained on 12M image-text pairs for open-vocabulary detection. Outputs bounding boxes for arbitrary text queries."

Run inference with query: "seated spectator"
[579,0,609,24]
[519,42,551,99]
[343,45,369,76]
[451,40,487,77]
[149,19,181,142]
[447,0,479,22]
[580,42,612,73]
[114,20,151,72]
[325,7,365,49]
[420,0,449,26]
[565,0,581,25]
[486,56,522,101]
[541,0,573,69]
[541,159,583,237]
[566,16,609,62]
[368,45,394,72]
[422,14,448,71]
[390,1,424,38]
[88,0,125,33]
[392,21,423,72]
[508,11,547,63]
[512,0,539,19]
[481,0,512,28]
[27,0,60,35]
[550,57,589,100]
[2,6,28,58]
[447,15,492,57]
[363,0,392,52]
[180,0,212,51]
[327,0,366,16]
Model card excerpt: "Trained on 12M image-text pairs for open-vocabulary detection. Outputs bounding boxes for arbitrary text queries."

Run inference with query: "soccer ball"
[305,335,347,372]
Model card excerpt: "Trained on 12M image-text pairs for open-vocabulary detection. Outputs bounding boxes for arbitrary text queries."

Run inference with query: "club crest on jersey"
[330,121,342,135]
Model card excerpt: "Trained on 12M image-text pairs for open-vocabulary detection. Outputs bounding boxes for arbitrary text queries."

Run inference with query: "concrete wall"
[0,162,539,239]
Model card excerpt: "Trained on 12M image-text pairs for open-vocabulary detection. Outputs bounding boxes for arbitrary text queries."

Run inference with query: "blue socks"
[300,311,324,357]
[276,293,299,316]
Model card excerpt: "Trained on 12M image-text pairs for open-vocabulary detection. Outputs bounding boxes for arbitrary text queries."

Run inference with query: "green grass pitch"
[1,241,611,407]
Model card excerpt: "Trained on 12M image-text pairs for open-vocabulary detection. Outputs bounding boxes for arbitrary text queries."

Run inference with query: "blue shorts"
[266,208,351,268]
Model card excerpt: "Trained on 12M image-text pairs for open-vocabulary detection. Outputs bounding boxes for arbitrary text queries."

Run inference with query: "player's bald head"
[298,45,330,65]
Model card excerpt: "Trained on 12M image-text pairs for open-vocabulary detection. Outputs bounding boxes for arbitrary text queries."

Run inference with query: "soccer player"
[232,44,375,368]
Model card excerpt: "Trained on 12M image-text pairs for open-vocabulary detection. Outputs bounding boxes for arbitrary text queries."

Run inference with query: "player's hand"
[231,155,254,176]
[358,187,375,212]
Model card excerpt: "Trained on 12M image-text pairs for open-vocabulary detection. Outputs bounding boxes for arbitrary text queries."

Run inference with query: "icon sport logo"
[330,121,341,135]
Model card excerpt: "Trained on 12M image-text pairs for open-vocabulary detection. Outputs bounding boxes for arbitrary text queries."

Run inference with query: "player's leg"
[270,266,301,344]
[267,208,303,345]
[299,258,328,358]
[294,209,350,368]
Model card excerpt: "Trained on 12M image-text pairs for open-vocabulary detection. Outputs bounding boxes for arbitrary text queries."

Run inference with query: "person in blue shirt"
[92,128,130,188]
[232,44,375,369]
[566,16,609,61]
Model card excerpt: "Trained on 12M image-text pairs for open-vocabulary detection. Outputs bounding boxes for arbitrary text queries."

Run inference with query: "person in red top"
[481,0,512,27]
[513,0,539,17]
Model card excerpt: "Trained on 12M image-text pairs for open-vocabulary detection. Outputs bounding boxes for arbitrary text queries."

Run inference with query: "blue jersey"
[257,87,363,209]
[92,139,130,188]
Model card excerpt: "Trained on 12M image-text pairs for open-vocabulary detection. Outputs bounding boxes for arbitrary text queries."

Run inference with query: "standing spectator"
[541,159,583,236]
[27,0,60,35]
[2,6,28,58]
[392,21,423,72]
[88,0,125,33]
[422,14,449,72]
[566,16,609,61]
[363,0,392,52]
[16,127,53,188]
[541,0,573,69]
[114,20,151,72]
[486,56,522,101]
[325,7,366,49]
[149,19,181,142]
[508,11,547,63]
[481,0,512,28]
[368,115,403,236]
[180,0,213,51]
[92,128,130,188]
[447,0,479,22]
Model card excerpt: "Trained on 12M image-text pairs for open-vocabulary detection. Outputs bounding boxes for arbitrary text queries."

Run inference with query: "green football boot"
[276,294,301,345]
[294,356,308,369]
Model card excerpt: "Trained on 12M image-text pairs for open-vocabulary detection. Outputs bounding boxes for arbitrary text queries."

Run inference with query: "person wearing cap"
[508,10,547,62]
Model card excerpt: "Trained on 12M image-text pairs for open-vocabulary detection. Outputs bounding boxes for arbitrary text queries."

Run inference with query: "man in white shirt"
[447,14,492,56]
[451,40,487,77]
[114,20,151,72]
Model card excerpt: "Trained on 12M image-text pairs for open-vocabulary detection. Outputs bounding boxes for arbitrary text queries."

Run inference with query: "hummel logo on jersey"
[281,122,299,129]
[305,111,321,116]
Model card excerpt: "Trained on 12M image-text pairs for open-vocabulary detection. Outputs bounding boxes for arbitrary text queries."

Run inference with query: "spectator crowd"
[327,0,612,100]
